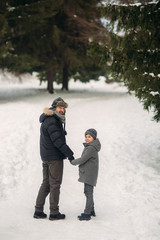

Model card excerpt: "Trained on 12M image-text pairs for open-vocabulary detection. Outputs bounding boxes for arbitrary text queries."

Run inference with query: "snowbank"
[0,74,160,240]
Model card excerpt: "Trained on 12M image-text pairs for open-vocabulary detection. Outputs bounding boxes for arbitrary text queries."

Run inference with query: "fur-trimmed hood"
[43,107,55,116]
[39,107,66,124]
[39,108,54,123]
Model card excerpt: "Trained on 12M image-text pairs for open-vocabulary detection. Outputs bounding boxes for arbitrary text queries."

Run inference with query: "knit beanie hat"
[85,128,97,139]
[51,97,68,109]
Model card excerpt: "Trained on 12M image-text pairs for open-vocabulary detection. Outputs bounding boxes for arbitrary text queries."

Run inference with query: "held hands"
[68,156,74,164]
[68,156,74,161]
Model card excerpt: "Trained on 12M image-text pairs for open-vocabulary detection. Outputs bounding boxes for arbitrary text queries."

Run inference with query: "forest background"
[0,0,159,120]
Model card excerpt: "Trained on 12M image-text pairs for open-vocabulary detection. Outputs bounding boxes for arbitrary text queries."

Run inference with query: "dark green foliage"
[101,2,160,121]
[0,0,108,92]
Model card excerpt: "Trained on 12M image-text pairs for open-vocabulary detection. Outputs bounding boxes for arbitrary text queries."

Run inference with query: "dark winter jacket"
[71,138,101,186]
[39,107,74,161]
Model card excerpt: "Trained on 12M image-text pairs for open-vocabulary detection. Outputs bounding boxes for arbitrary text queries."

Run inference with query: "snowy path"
[0,80,160,240]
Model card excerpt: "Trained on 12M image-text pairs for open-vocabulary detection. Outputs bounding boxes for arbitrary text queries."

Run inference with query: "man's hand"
[68,156,74,161]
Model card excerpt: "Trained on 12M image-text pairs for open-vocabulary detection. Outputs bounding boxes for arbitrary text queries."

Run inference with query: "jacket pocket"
[79,167,85,173]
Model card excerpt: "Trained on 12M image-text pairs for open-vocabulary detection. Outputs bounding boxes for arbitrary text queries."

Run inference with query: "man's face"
[56,106,65,115]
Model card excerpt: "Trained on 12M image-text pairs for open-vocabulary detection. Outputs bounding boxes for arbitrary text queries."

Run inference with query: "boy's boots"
[78,213,91,221]
[78,210,96,220]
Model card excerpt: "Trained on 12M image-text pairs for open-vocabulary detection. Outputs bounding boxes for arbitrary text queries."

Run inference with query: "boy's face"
[85,134,94,143]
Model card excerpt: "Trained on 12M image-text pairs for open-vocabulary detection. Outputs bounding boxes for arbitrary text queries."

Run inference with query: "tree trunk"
[47,68,54,94]
[62,63,69,91]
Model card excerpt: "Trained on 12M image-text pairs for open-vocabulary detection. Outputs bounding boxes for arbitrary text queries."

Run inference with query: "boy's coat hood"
[83,138,101,152]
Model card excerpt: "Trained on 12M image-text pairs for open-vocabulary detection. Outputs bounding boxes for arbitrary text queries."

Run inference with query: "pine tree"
[0,0,108,93]
[101,1,160,121]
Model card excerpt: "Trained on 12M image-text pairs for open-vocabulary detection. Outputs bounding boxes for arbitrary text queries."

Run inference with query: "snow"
[0,73,160,240]
[102,0,159,6]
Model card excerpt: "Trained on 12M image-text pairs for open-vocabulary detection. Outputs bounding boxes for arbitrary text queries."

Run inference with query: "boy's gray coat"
[71,138,101,186]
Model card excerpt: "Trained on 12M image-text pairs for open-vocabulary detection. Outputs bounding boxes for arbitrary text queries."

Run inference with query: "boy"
[70,128,101,221]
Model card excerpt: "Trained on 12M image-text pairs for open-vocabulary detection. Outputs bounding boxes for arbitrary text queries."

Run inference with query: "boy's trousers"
[84,183,94,214]
[35,160,63,215]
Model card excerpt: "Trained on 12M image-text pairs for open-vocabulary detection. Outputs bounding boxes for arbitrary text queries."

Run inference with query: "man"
[33,97,74,220]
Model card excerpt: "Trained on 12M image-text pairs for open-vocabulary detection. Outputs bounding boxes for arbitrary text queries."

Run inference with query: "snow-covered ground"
[0,73,160,240]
